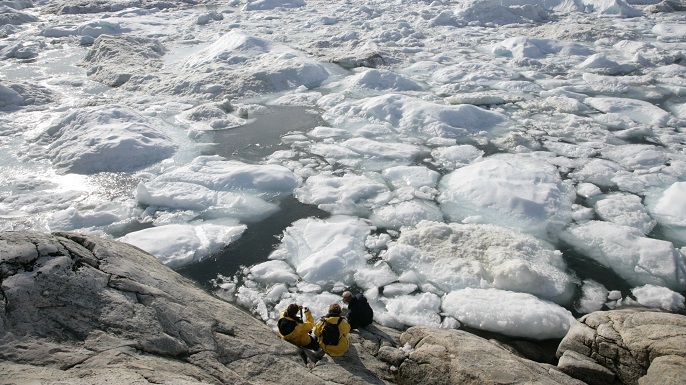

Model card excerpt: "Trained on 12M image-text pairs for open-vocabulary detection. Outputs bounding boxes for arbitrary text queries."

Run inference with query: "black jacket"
[347,294,373,328]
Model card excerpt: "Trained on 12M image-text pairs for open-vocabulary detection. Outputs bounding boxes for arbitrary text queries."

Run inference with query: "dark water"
[177,196,329,289]
[178,105,330,288]
[197,105,325,162]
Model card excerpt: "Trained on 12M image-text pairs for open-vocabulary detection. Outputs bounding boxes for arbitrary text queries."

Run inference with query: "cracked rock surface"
[396,326,585,385]
[556,309,686,385]
[1,231,391,384]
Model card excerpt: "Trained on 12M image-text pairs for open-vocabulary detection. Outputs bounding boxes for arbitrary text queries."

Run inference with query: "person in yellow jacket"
[277,303,323,357]
[314,303,351,357]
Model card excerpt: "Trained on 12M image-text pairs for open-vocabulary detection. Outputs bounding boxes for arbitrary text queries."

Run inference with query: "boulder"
[0,231,393,384]
[557,308,686,385]
[396,326,584,385]
[557,350,615,385]
[638,355,686,385]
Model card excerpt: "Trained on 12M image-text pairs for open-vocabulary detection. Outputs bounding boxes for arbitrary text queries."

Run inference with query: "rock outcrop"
[556,309,686,385]
[0,231,395,384]
[396,326,584,385]
[3,231,686,385]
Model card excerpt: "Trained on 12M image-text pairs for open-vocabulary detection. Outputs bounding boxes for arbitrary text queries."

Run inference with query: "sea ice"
[26,105,176,174]
[383,221,576,304]
[631,284,685,311]
[492,37,593,60]
[119,222,247,268]
[645,181,686,244]
[589,192,656,234]
[575,279,609,314]
[561,221,686,291]
[384,292,442,328]
[267,216,372,289]
[585,97,673,126]
[442,288,577,339]
[326,94,506,139]
[438,154,576,240]
[294,172,392,216]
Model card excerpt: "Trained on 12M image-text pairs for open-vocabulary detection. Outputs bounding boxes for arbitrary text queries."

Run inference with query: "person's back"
[277,304,320,351]
[314,303,351,357]
[342,291,373,329]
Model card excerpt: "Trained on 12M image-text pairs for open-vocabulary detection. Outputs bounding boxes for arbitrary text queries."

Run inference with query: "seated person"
[314,303,351,357]
[342,291,373,329]
[277,303,322,354]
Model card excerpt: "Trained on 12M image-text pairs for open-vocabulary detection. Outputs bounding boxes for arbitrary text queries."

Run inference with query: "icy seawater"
[2,0,686,342]
[199,105,325,162]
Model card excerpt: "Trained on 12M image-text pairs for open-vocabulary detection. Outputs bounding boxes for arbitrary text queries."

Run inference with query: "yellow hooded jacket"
[314,315,351,357]
[277,308,314,347]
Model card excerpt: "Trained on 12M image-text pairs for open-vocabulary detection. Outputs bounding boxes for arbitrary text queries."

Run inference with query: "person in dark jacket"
[342,291,373,329]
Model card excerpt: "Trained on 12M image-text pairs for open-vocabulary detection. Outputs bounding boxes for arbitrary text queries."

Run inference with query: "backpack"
[321,317,343,345]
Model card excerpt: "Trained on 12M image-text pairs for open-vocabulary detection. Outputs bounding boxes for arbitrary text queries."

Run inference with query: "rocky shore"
[1,231,684,384]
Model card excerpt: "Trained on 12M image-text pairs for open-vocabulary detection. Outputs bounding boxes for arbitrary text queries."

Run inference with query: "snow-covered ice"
[2,0,686,341]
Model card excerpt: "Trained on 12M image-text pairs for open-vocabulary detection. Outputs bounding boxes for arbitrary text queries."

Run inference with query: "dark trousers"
[304,335,320,351]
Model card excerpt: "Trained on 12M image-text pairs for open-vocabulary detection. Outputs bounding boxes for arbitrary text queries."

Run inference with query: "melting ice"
[2,0,686,340]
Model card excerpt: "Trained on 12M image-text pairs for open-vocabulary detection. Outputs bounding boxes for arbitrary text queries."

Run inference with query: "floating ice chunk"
[561,221,686,291]
[268,216,372,288]
[590,193,656,234]
[645,182,686,244]
[243,0,305,11]
[306,126,350,139]
[152,156,298,197]
[295,172,391,216]
[438,154,576,240]
[119,223,246,268]
[249,260,299,285]
[492,36,593,60]
[137,181,216,211]
[431,145,484,170]
[178,101,246,131]
[385,292,442,328]
[585,0,643,17]
[578,54,635,75]
[572,204,596,223]
[328,94,505,139]
[653,23,686,42]
[341,137,421,161]
[345,68,423,91]
[442,288,576,339]
[382,166,439,189]
[433,61,517,84]
[602,144,669,170]
[369,200,444,230]
[43,20,121,39]
[0,6,37,25]
[631,284,685,311]
[585,97,672,126]
[48,207,120,231]
[383,221,575,304]
[575,279,609,314]
[445,92,510,106]
[0,84,24,107]
[177,30,330,96]
[354,262,399,290]
[650,182,686,226]
[543,141,597,159]
[382,282,418,297]
[30,105,175,174]
[569,159,624,188]
[455,0,550,25]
